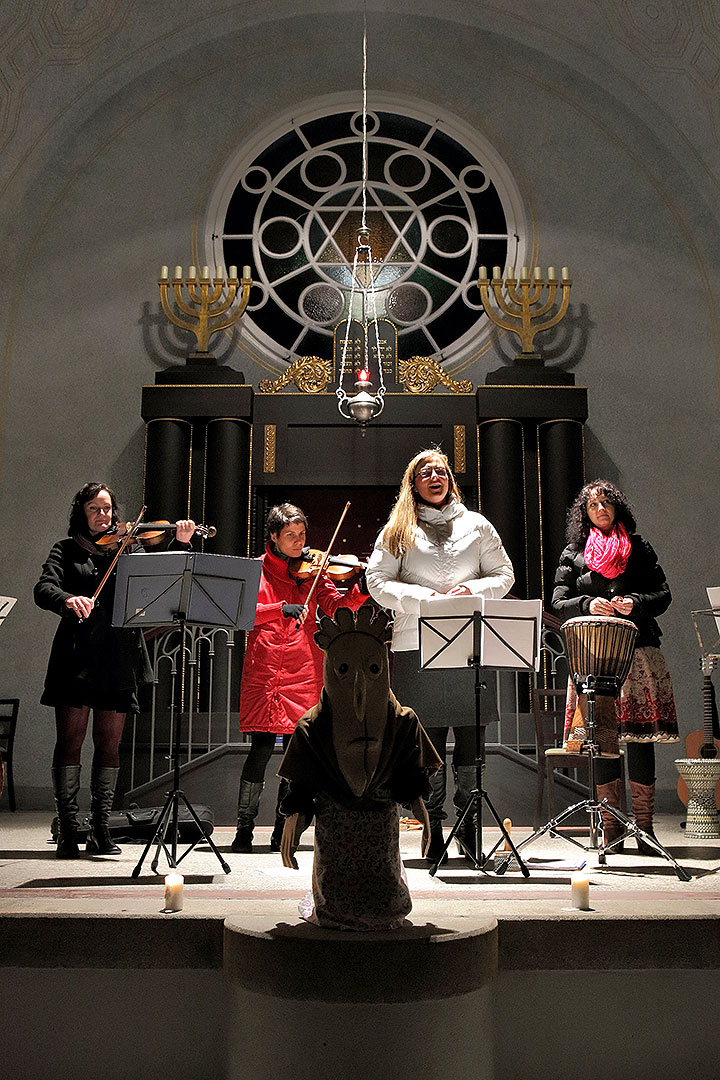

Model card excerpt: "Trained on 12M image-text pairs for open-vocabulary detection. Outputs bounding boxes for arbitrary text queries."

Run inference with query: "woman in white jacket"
[366,448,514,862]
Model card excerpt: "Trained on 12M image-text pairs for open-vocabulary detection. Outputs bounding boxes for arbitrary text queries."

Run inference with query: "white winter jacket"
[366,498,515,651]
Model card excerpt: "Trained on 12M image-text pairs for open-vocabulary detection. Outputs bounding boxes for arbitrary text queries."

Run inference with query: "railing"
[122,611,570,797]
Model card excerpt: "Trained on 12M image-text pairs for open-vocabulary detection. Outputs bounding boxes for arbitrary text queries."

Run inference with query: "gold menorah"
[478,265,572,358]
[158,263,252,356]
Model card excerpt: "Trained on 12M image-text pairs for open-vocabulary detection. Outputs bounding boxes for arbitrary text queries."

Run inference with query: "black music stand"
[495,668,692,882]
[419,597,542,878]
[112,551,262,878]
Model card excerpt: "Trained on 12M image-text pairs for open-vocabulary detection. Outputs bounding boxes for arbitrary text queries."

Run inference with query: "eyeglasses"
[415,465,448,480]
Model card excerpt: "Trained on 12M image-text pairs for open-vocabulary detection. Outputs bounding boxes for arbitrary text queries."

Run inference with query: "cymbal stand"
[495,674,692,882]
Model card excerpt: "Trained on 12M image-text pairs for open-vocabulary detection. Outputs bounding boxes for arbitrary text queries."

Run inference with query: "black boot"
[52,765,82,859]
[231,780,264,853]
[270,780,289,852]
[86,766,121,855]
[424,765,447,864]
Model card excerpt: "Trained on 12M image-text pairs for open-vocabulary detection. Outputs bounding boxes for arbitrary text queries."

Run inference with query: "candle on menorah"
[158,263,253,360]
[478,262,574,385]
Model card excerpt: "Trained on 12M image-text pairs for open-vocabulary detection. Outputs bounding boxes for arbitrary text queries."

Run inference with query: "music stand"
[112,551,262,878]
[419,596,542,878]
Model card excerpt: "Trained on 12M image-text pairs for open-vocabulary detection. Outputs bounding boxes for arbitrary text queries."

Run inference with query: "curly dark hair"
[265,502,308,543]
[67,482,119,537]
[565,479,636,548]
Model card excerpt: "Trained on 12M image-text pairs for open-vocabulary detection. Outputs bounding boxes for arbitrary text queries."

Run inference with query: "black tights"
[596,741,655,787]
[53,705,126,769]
[241,731,291,784]
[424,726,476,768]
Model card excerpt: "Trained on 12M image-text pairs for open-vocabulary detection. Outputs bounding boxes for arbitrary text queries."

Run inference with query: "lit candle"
[547,266,557,281]
[478,265,488,280]
[201,265,210,280]
[164,873,184,912]
[215,264,223,279]
[173,265,183,280]
[357,368,370,383]
[561,266,570,280]
[492,266,502,279]
[159,265,169,280]
[533,266,542,280]
[570,871,590,911]
[187,265,197,280]
[520,266,529,279]
[228,265,238,280]
[242,265,252,280]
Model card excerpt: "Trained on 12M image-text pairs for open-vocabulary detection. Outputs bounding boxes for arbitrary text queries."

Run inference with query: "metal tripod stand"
[496,673,691,881]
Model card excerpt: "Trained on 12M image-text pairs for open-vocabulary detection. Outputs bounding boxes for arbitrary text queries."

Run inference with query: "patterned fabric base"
[564,646,679,745]
[302,793,412,931]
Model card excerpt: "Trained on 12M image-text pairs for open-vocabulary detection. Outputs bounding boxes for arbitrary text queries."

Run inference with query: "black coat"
[552,533,671,648]
[35,537,161,711]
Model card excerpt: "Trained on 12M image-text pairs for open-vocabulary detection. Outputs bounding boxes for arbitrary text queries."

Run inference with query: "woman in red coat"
[232,503,369,852]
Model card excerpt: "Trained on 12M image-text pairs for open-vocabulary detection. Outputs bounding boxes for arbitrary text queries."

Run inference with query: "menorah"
[478,264,572,361]
[158,263,252,359]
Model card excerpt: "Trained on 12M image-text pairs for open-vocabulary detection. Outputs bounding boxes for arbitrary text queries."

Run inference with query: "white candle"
[173,265,183,280]
[492,265,502,279]
[187,265,197,280]
[561,266,570,280]
[159,265,169,280]
[242,265,252,280]
[478,265,488,279]
[506,265,516,280]
[520,266,529,279]
[228,265,238,280]
[547,266,557,281]
[201,265,211,280]
[215,264,223,279]
[571,871,590,910]
[164,873,184,912]
[533,266,542,280]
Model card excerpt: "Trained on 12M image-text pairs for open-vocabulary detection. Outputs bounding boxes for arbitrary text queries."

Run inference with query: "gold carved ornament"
[398,356,474,395]
[258,356,332,394]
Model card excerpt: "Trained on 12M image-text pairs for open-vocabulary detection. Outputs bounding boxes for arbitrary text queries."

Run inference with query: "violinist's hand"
[280,813,304,868]
[65,595,95,619]
[589,597,615,616]
[282,603,305,622]
[612,596,634,616]
[175,520,196,544]
[447,584,471,597]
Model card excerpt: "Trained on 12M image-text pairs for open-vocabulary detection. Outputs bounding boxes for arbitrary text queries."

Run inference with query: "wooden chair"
[532,686,625,829]
[0,698,19,811]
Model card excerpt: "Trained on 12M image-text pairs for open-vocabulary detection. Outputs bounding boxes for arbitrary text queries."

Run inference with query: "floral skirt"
[564,646,680,745]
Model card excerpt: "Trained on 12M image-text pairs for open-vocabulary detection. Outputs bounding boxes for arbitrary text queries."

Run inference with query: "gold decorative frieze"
[263,425,276,473]
[454,425,466,474]
[258,356,332,394]
[398,356,474,395]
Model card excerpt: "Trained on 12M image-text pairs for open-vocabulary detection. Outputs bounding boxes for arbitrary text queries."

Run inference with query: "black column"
[204,419,252,556]
[538,419,584,606]
[144,419,192,521]
[478,419,526,597]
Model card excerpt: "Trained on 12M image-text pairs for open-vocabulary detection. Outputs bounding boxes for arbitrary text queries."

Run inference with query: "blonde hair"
[381,449,461,558]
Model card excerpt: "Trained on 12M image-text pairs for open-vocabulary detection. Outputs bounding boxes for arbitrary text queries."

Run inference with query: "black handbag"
[50,802,214,842]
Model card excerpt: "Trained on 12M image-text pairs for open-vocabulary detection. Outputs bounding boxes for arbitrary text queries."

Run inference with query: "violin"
[290,548,366,584]
[95,520,217,548]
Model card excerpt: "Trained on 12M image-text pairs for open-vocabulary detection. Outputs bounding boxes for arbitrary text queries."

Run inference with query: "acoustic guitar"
[677,656,720,809]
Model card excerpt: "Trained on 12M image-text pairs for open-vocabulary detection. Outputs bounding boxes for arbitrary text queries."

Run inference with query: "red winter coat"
[238,545,368,735]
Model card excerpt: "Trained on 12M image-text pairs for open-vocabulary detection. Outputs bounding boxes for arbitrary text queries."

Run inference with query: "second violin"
[289,548,366,585]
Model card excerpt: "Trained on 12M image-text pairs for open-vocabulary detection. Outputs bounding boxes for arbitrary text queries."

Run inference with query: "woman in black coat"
[552,480,679,852]
[34,482,195,858]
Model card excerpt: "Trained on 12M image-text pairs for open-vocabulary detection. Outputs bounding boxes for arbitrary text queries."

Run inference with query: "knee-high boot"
[596,778,625,851]
[270,779,289,851]
[52,765,82,859]
[453,765,477,855]
[86,766,121,855]
[630,780,658,856]
[231,780,264,853]
[424,764,447,863]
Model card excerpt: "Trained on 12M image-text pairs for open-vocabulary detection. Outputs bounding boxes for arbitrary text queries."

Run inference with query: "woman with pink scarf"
[552,480,679,852]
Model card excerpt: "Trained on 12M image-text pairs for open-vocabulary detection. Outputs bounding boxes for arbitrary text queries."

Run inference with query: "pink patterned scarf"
[584,523,631,579]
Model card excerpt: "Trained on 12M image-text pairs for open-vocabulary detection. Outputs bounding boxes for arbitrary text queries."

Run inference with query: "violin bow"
[295,501,351,628]
[85,504,147,616]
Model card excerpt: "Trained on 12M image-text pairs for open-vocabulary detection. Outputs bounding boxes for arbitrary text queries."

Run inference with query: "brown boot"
[629,780,659,856]
[596,778,625,851]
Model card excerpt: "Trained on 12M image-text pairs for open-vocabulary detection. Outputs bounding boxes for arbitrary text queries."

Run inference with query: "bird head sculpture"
[315,605,393,798]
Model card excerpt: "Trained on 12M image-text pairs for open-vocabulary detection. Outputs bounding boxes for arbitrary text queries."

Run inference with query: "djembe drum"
[562,615,638,755]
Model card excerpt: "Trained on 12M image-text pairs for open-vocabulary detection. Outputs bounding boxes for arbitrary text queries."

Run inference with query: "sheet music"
[0,597,17,628]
